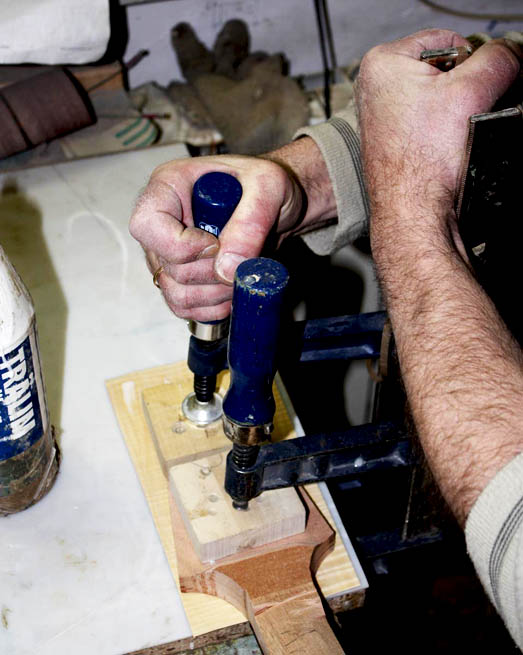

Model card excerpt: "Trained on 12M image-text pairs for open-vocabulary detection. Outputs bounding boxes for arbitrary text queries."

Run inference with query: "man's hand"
[129,154,301,321]
[357,29,521,262]
[129,138,336,322]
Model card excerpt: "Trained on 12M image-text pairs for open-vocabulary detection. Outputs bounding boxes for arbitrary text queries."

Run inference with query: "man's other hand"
[356,28,521,256]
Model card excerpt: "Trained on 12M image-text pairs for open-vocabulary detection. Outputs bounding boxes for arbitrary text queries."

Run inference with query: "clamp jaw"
[224,421,412,510]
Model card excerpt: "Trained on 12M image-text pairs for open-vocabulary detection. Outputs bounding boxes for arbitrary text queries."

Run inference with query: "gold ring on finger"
[153,266,164,288]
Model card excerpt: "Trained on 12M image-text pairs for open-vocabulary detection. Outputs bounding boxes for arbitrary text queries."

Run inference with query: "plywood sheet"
[106,360,362,638]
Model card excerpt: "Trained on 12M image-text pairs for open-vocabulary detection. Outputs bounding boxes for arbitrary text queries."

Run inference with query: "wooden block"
[142,369,296,475]
[169,454,306,562]
[173,488,344,654]
[142,372,230,475]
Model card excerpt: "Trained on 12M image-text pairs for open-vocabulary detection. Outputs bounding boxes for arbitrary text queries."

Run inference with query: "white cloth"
[0,1,110,64]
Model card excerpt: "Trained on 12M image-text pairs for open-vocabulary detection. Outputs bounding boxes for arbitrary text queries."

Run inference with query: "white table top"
[0,145,195,655]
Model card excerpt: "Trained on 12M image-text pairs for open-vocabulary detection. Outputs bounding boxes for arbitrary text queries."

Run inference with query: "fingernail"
[216,253,247,283]
[198,244,219,259]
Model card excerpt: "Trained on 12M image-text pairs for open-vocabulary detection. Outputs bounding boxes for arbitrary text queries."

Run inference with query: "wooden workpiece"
[172,488,343,654]
[169,454,306,562]
[106,360,364,646]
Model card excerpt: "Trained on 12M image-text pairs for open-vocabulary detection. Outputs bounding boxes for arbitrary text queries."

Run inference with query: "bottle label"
[0,323,47,462]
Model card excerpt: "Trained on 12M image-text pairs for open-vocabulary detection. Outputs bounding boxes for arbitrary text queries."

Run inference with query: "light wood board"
[106,360,362,638]
[169,454,306,562]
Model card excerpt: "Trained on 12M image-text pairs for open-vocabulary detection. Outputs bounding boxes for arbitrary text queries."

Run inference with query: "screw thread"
[194,374,216,402]
[231,443,260,470]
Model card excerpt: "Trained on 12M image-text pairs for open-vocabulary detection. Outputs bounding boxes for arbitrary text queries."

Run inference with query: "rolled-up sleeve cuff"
[293,108,369,255]
[465,452,523,648]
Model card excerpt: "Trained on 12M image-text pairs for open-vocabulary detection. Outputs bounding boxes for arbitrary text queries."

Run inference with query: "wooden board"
[169,454,306,562]
[142,371,295,474]
[172,487,344,654]
[106,361,363,639]
[143,379,228,475]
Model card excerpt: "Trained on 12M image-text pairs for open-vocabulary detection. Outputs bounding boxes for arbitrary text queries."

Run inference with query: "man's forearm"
[373,202,523,526]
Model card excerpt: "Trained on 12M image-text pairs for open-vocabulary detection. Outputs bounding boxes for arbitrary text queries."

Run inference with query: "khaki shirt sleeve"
[465,452,523,649]
[293,101,369,255]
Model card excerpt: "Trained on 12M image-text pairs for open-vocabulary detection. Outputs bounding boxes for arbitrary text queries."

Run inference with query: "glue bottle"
[0,245,59,515]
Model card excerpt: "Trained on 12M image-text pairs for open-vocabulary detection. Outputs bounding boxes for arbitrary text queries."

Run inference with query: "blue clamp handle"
[223,258,289,427]
[191,172,242,329]
[192,172,242,238]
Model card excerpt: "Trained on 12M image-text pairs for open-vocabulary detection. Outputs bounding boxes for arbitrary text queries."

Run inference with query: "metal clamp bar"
[283,311,387,363]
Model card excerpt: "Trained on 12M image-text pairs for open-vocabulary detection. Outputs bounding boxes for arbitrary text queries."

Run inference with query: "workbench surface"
[0,145,194,655]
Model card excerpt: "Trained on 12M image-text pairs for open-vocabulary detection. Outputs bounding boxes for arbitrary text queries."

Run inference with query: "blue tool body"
[192,171,242,329]
[183,172,242,425]
[192,171,242,238]
[223,258,289,428]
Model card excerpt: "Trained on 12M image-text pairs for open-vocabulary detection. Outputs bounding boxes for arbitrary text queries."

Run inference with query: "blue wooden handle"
[192,172,242,237]
[223,258,289,427]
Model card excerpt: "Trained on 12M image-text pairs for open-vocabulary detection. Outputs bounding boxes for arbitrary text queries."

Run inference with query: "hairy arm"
[357,30,523,526]
[373,195,523,526]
